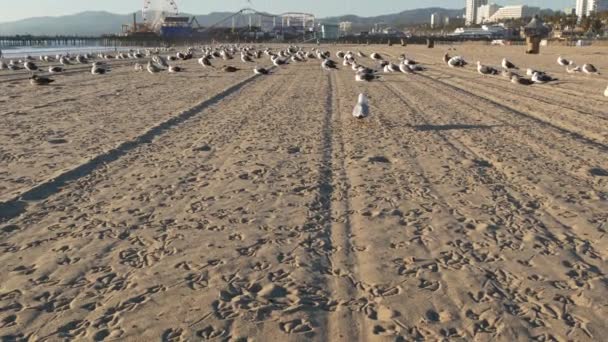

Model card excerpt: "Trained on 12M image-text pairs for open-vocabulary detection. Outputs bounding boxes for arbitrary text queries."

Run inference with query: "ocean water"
[0,45,148,59]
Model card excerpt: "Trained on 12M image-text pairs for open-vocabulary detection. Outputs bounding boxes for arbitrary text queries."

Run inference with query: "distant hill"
[0,10,237,36]
[321,7,464,27]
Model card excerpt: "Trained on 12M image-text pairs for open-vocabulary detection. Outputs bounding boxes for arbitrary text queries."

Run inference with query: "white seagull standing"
[604,84,608,97]
[352,94,370,119]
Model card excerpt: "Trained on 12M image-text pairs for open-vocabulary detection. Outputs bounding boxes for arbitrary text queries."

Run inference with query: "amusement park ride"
[122,0,316,40]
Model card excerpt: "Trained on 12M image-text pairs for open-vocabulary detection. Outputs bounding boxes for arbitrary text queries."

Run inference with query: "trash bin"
[524,16,549,55]
[526,36,541,54]
[427,38,434,48]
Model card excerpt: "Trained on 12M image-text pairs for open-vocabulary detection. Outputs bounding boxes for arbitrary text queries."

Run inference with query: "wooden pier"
[0,35,163,48]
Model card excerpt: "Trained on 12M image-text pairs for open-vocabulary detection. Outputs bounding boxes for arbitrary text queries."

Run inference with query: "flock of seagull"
[1,44,606,112]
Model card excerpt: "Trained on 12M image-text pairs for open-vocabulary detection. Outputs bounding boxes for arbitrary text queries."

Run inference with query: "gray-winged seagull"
[353,94,370,119]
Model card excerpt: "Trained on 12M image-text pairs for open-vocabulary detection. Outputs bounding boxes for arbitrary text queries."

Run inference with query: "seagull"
[30,75,54,86]
[510,75,534,85]
[48,66,64,73]
[76,55,88,64]
[147,61,162,74]
[168,65,183,73]
[566,66,582,73]
[501,58,518,70]
[407,64,425,72]
[271,56,288,66]
[532,72,557,84]
[322,59,338,71]
[253,66,270,75]
[448,56,467,68]
[134,63,144,71]
[582,64,600,75]
[0,60,7,70]
[370,52,383,61]
[59,56,71,65]
[403,58,418,65]
[477,61,499,75]
[604,84,608,97]
[153,55,169,68]
[91,64,108,75]
[526,68,544,76]
[357,51,367,58]
[443,53,451,64]
[222,65,240,72]
[24,61,39,72]
[198,56,213,68]
[557,56,573,66]
[241,53,253,63]
[355,70,381,82]
[399,63,415,74]
[352,93,370,119]
[501,70,518,78]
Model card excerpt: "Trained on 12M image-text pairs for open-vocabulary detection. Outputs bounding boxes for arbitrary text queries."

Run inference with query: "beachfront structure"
[577,0,608,17]
[466,0,488,25]
[280,12,316,31]
[576,0,588,17]
[477,3,501,24]
[450,24,516,39]
[487,5,540,23]
[321,24,339,39]
[431,13,443,28]
[339,21,353,35]
[587,0,608,15]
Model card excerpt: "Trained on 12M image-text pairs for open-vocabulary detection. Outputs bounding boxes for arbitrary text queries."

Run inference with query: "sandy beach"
[0,44,607,341]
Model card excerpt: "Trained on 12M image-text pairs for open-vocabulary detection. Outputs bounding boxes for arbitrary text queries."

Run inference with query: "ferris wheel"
[142,0,179,28]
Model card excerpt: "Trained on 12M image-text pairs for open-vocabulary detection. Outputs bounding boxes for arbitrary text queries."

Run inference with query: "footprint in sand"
[197,325,227,340]
[280,318,313,334]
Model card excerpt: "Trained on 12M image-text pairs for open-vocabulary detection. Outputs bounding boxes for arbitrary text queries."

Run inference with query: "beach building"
[587,0,608,15]
[487,5,540,22]
[339,21,353,35]
[577,0,608,17]
[321,24,339,39]
[431,13,443,28]
[466,0,488,25]
[477,4,501,24]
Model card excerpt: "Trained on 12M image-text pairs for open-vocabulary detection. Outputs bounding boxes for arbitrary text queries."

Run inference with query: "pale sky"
[0,0,575,23]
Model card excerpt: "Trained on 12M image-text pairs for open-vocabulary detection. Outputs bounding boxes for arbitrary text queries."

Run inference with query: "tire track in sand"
[0,69,273,222]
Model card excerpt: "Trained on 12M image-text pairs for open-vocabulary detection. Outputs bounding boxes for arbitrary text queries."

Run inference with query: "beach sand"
[0,44,607,341]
